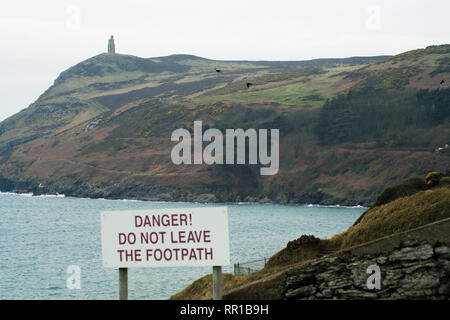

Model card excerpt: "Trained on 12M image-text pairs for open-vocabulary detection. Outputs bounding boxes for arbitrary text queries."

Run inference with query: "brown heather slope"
[1,100,448,204]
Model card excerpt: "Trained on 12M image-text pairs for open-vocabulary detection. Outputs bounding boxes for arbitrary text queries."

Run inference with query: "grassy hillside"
[0,53,385,151]
[171,173,450,300]
[0,45,448,205]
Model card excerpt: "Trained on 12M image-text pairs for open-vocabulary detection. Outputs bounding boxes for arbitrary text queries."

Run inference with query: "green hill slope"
[0,45,448,205]
[0,53,386,153]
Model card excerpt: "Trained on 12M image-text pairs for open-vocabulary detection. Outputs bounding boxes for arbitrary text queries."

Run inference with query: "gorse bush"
[425,171,445,187]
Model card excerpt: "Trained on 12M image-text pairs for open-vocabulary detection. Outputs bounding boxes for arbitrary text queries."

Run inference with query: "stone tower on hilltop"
[108,35,115,54]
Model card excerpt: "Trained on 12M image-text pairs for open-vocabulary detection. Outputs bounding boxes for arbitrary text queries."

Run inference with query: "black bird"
[214,68,221,73]
[246,82,253,88]
[440,79,445,85]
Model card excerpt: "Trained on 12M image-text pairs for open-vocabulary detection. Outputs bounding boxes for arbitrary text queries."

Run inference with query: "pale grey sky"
[1,0,449,121]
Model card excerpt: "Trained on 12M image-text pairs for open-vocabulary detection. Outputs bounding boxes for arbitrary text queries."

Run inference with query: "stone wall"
[223,218,450,300]
[284,219,450,299]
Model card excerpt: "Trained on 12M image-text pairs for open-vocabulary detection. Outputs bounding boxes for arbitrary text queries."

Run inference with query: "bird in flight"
[214,68,221,73]
[246,82,253,88]
[440,79,445,85]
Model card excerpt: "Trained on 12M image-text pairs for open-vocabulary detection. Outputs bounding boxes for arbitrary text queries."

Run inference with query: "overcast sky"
[1,0,449,121]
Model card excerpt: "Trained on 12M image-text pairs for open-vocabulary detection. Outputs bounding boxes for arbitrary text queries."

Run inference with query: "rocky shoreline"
[0,175,372,207]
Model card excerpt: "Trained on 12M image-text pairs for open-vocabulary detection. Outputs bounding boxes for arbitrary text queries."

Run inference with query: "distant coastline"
[0,190,369,210]
[0,175,371,207]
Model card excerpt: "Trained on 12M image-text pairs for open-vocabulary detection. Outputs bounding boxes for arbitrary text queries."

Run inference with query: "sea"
[0,192,366,300]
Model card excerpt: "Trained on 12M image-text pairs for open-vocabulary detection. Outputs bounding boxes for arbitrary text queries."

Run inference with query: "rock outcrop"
[223,218,450,300]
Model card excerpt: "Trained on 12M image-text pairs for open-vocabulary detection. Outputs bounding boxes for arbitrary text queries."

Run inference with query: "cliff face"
[284,221,450,300]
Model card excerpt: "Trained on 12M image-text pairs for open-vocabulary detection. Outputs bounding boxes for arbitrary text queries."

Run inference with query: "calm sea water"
[0,192,366,300]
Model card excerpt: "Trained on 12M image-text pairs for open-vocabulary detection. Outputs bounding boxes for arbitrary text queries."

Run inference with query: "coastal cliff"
[171,174,450,299]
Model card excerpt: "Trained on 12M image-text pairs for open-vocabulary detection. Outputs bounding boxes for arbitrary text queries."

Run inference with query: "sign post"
[213,265,222,300]
[119,267,128,300]
[101,206,230,300]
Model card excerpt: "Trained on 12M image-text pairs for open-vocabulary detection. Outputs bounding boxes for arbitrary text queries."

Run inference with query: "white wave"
[35,194,65,198]
[0,192,67,198]
[0,192,34,197]
[303,203,367,209]
[96,197,140,202]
